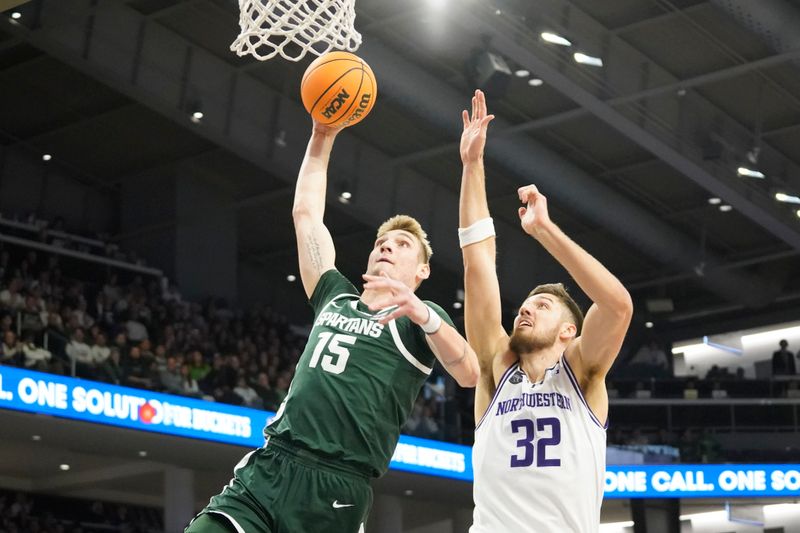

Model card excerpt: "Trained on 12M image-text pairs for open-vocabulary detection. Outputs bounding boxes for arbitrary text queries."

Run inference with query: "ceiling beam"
[456,2,800,252]
[391,47,800,166]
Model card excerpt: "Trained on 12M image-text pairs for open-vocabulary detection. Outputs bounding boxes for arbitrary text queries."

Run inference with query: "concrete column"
[174,172,237,301]
[164,466,195,533]
[632,498,680,533]
[368,494,403,533]
[452,508,473,533]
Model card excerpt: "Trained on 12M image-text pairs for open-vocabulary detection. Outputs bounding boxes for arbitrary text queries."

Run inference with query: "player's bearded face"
[509,320,560,354]
[508,296,563,354]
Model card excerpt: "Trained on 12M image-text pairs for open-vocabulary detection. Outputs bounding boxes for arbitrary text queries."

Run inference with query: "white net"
[230,0,362,62]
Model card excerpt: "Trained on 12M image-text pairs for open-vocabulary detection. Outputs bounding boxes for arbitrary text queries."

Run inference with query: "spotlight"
[737,166,764,179]
[32,435,41,441]
[645,321,654,329]
[719,205,732,212]
[514,69,530,77]
[796,209,800,219]
[338,191,352,204]
[190,111,204,123]
[59,464,70,471]
[707,197,721,205]
[540,32,572,47]
[138,450,148,457]
[286,274,297,282]
[775,192,800,205]
[42,154,52,161]
[453,301,463,310]
[528,78,543,87]
[11,12,21,20]
[574,53,603,67]
[404,489,414,496]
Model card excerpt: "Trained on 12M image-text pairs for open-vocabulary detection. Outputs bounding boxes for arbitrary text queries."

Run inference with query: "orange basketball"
[300,51,377,128]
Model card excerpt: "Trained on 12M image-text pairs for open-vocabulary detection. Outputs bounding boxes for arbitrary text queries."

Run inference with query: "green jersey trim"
[387,319,433,375]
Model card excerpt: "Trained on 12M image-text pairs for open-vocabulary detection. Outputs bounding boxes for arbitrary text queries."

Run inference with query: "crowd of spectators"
[0,489,161,533]
[0,243,303,411]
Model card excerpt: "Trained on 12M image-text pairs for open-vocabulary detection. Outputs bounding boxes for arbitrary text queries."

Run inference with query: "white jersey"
[471,356,606,533]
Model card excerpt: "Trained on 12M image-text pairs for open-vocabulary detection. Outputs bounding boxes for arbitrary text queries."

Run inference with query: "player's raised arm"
[517,185,633,382]
[292,122,340,298]
[459,92,508,367]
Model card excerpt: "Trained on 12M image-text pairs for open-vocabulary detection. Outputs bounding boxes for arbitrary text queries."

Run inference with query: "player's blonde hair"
[528,283,584,335]
[377,215,433,263]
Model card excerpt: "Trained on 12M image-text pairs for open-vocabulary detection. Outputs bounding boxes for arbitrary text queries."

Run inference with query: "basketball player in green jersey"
[186,121,480,533]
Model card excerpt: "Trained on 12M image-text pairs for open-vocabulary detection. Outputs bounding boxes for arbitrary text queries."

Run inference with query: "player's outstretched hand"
[362,273,429,325]
[518,184,553,238]
[460,89,495,164]
[312,119,344,137]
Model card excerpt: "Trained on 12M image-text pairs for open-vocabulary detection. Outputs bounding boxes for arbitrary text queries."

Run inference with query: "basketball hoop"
[230,0,362,62]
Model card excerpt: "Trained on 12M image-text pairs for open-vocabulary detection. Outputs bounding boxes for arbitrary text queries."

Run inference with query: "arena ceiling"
[1,0,800,346]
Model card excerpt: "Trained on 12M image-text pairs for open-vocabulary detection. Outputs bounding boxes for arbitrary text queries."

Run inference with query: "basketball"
[300,51,377,128]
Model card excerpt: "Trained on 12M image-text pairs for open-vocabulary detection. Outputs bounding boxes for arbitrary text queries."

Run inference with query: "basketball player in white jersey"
[458,90,633,532]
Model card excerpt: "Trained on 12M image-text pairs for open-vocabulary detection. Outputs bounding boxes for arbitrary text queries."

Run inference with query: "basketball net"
[230,0,362,62]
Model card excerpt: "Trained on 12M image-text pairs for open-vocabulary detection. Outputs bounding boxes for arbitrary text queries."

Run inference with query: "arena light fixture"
[514,69,529,77]
[719,204,732,212]
[741,325,800,344]
[645,321,653,329]
[707,197,721,205]
[540,32,572,47]
[574,52,603,67]
[599,522,634,532]
[31,435,41,441]
[775,192,800,205]
[797,209,800,219]
[286,274,297,282]
[11,12,21,20]
[737,166,765,179]
[453,301,463,309]
[59,464,70,471]
[42,154,52,161]
[338,191,352,204]
[138,450,148,457]
[528,78,544,87]
[190,111,204,123]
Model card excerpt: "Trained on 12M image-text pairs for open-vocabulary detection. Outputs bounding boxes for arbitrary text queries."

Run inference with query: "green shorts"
[186,437,373,533]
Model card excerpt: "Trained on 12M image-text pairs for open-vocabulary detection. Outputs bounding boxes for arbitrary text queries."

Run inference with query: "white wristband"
[458,217,495,248]
[421,305,443,335]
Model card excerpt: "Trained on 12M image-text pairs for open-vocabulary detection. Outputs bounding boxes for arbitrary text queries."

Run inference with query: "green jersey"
[265,269,453,477]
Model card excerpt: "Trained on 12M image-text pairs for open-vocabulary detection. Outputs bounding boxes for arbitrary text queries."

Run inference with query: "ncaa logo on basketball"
[321,87,351,119]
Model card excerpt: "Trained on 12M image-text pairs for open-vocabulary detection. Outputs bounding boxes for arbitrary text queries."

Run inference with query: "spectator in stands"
[158,356,183,394]
[18,296,45,338]
[697,429,722,463]
[123,346,154,389]
[188,350,210,382]
[628,428,650,446]
[253,372,279,410]
[125,309,149,343]
[21,332,51,371]
[98,347,124,385]
[772,339,796,376]
[65,328,93,378]
[1,331,22,366]
[90,332,110,367]
[233,376,262,408]
[0,277,25,310]
[180,363,201,398]
[630,339,670,372]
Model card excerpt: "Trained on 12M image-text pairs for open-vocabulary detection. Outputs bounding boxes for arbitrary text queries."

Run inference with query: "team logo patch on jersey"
[509,370,525,384]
